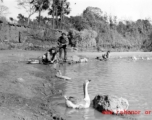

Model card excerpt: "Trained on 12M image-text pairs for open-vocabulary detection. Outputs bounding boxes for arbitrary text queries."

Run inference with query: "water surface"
[52,58,152,120]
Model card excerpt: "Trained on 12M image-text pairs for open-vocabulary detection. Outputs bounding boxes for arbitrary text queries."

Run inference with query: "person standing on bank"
[57,32,69,62]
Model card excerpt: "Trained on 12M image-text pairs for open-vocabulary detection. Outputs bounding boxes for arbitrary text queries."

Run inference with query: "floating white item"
[146,57,152,60]
[79,58,88,63]
[55,70,71,80]
[131,56,139,60]
[141,57,144,60]
[27,59,40,64]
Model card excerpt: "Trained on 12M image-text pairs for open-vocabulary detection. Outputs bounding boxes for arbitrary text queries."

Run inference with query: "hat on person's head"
[62,32,66,35]
[48,47,57,53]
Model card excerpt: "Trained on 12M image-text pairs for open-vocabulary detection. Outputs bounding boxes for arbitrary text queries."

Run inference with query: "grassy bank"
[0,50,65,120]
[0,41,144,52]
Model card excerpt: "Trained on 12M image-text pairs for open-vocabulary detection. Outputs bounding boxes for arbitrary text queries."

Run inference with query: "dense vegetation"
[0,0,152,51]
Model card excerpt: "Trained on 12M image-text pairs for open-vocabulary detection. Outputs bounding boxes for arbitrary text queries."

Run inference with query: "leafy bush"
[68,28,97,48]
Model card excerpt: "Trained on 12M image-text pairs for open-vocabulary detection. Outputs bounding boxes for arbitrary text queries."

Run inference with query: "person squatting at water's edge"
[42,47,59,64]
[27,47,59,64]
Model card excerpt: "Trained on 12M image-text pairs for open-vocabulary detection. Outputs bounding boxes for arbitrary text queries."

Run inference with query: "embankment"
[0,50,65,120]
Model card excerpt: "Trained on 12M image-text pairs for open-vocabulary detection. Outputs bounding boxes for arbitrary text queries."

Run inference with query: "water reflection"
[65,108,90,120]
[54,103,137,120]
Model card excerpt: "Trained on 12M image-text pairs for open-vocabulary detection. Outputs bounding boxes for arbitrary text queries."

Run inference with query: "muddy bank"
[0,50,65,120]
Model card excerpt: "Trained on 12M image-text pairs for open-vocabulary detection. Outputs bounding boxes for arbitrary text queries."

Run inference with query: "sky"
[1,0,152,21]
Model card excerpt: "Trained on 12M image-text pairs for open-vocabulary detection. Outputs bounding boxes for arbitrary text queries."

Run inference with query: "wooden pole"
[19,31,21,43]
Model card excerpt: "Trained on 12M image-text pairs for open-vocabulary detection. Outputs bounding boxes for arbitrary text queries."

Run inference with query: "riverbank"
[0,50,65,120]
[0,50,152,120]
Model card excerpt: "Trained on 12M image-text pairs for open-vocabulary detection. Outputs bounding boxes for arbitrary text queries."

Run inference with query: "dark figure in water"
[96,51,110,61]
[102,51,110,60]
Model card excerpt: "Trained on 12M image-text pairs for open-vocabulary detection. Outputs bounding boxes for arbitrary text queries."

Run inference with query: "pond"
[52,57,152,120]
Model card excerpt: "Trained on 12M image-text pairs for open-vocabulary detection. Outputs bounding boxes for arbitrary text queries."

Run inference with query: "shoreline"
[1,49,152,59]
[73,51,152,58]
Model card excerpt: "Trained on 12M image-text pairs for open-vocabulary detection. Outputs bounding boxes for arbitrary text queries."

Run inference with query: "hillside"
[0,6,152,52]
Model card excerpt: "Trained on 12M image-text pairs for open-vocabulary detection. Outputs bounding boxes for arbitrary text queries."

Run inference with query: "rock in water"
[92,95,129,114]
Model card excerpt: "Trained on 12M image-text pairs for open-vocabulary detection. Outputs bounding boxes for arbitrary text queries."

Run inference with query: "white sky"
[1,0,152,21]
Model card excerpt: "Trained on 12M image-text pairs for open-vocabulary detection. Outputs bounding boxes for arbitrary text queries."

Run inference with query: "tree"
[48,0,71,29]
[58,0,71,29]
[103,12,108,23]
[30,0,52,24]
[70,16,90,31]
[48,0,59,29]
[0,5,9,16]
[17,13,28,25]
[9,17,13,21]
[17,0,36,25]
